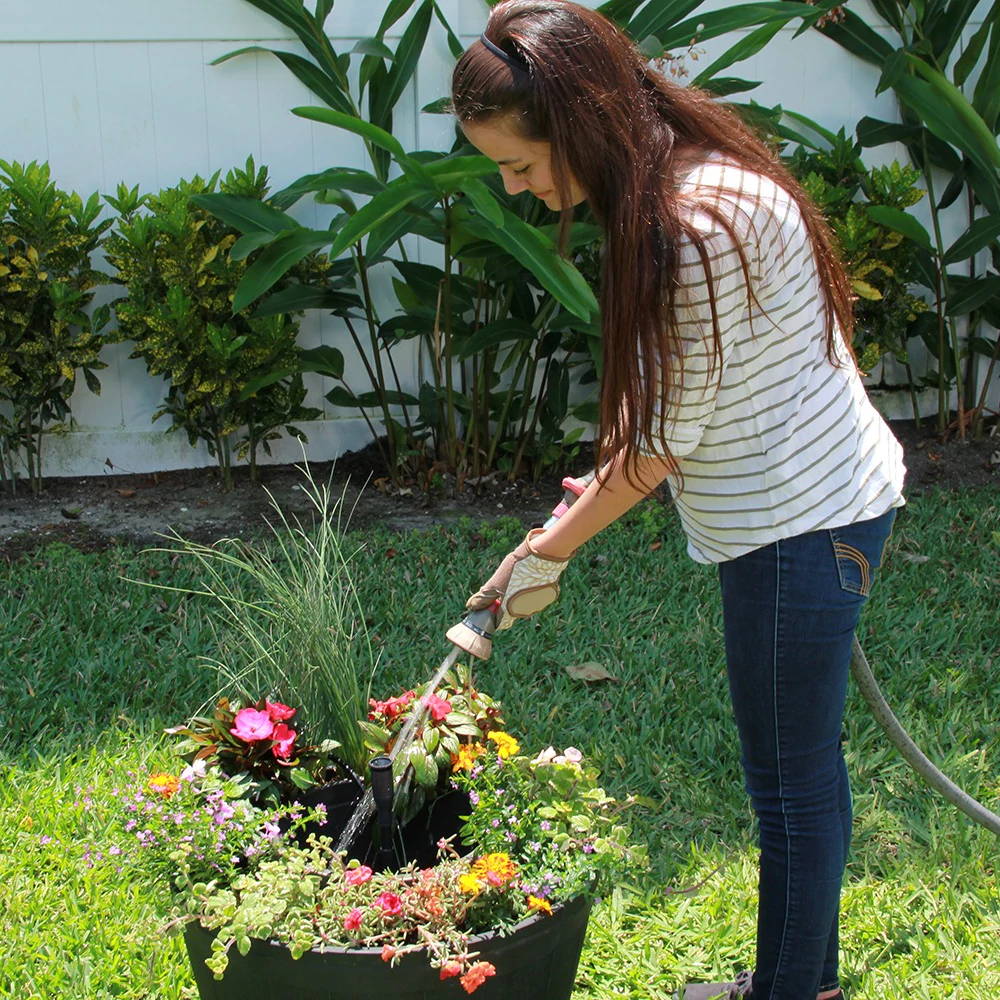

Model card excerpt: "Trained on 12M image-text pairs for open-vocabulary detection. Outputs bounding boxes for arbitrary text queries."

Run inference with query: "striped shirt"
[643,154,906,564]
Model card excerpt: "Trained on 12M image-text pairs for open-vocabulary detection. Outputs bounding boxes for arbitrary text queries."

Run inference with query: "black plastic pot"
[183,894,593,1000]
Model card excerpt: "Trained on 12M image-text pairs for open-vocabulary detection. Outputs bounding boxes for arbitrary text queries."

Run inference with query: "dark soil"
[1,419,996,562]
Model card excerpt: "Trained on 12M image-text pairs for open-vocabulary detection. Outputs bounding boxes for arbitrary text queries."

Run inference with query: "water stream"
[334,643,464,856]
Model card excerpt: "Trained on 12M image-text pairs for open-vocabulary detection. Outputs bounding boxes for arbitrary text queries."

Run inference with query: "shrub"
[104,158,327,489]
[0,160,110,494]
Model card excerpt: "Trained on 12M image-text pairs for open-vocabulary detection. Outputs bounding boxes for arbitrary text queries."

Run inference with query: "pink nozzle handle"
[542,470,596,529]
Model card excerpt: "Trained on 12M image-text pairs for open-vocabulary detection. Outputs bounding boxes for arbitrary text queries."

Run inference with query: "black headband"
[480,33,528,71]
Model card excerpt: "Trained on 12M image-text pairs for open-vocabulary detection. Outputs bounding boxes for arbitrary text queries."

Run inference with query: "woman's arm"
[529,451,677,558]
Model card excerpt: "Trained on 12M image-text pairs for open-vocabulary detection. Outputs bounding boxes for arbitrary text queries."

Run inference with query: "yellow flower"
[147,773,179,797]
[526,895,553,916]
[487,731,520,759]
[458,873,483,896]
[451,742,485,772]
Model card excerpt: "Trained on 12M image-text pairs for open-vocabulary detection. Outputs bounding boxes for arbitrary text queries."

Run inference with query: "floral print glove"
[465,528,573,631]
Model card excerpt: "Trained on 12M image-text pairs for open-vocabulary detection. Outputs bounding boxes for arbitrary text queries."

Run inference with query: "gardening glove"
[466,528,573,631]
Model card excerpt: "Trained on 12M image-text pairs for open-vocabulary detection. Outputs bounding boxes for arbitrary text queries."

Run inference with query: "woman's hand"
[466,528,574,630]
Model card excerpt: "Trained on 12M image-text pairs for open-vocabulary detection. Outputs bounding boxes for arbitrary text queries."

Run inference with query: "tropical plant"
[0,160,111,495]
[104,158,327,490]
[200,0,845,484]
[780,119,929,414]
[810,0,1000,435]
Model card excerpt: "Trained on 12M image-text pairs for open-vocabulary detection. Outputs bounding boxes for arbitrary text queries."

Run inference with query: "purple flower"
[468,791,480,806]
[540,821,551,831]
[212,801,235,825]
[262,821,281,840]
[38,835,52,846]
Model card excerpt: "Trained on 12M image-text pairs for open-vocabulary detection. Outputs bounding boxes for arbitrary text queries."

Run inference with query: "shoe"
[677,970,753,1000]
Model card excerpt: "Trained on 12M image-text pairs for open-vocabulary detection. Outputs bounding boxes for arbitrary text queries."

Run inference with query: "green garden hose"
[851,636,1000,836]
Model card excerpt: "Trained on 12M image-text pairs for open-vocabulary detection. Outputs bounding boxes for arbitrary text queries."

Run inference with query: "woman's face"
[461,115,586,211]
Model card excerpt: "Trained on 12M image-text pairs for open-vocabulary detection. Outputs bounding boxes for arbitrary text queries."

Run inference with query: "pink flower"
[368,690,416,722]
[423,693,452,722]
[343,907,364,932]
[265,700,296,722]
[230,708,274,742]
[345,865,373,886]
[374,891,403,917]
[270,723,296,760]
[381,944,397,963]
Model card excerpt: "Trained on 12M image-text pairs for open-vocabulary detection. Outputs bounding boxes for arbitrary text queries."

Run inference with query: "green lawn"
[2,487,998,999]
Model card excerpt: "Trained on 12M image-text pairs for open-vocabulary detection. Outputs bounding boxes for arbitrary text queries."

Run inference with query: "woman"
[452,3,905,999]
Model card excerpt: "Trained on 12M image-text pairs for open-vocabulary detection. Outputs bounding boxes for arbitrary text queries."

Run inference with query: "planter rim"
[186,893,590,959]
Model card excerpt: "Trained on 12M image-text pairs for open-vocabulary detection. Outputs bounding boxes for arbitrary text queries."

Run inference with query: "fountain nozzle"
[368,755,396,870]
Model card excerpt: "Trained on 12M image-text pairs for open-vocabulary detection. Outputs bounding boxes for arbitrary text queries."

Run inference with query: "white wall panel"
[147,42,213,189]
[94,43,158,191]
[38,43,105,194]
[1,43,48,163]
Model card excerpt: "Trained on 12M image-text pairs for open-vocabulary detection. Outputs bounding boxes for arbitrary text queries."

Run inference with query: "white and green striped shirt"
[646,154,906,564]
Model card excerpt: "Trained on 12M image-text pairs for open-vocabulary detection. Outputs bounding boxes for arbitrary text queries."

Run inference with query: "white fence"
[1,0,994,477]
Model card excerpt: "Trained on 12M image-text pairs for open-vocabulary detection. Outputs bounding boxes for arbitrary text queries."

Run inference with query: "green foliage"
[362,662,505,822]
[168,695,347,807]
[103,159,326,489]
[814,0,1000,434]
[207,0,827,485]
[137,466,376,776]
[0,160,111,495]
[784,133,929,373]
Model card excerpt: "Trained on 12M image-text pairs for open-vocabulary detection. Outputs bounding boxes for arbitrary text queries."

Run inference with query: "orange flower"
[526,894,553,916]
[439,960,463,980]
[487,730,520,759]
[451,742,485,772]
[460,961,496,994]
[381,944,397,963]
[147,773,179,797]
[470,853,517,886]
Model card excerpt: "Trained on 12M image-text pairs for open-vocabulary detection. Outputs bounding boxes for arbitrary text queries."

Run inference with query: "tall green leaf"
[233,230,333,312]
[943,217,1000,265]
[656,2,832,52]
[326,179,428,260]
[457,205,598,321]
[190,193,298,235]
[292,106,408,162]
[692,21,784,87]
[213,47,354,116]
[815,6,895,64]
[369,0,434,128]
[866,205,933,252]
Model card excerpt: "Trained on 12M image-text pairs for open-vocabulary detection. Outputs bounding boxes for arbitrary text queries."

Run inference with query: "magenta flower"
[345,864,373,886]
[230,708,274,742]
[374,891,403,917]
[423,693,452,722]
[270,723,296,760]
[265,700,296,722]
[343,907,364,931]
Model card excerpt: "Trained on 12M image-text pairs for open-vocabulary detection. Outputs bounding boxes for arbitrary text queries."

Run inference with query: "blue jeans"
[718,509,896,1000]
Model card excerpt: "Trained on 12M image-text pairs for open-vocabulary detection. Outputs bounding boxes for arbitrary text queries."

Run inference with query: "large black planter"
[183,894,593,1000]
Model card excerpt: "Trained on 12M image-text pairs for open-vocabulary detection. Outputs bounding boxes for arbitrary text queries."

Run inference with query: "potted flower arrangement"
[110,663,646,998]
[106,470,646,997]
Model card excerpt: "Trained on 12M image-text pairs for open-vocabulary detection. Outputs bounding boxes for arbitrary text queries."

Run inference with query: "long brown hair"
[451,0,854,486]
